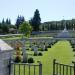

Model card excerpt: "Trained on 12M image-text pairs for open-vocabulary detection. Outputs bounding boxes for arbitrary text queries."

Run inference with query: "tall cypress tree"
[30,9,41,31]
[6,18,9,24]
[9,19,11,24]
[15,15,25,29]
[6,18,11,25]
[2,18,5,24]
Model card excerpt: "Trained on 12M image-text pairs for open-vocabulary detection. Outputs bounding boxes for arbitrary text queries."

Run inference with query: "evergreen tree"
[16,16,20,29]
[8,19,11,24]
[21,16,25,23]
[2,18,5,24]
[1,24,9,33]
[6,18,9,24]
[30,9,41,31]
[15,15,25,29]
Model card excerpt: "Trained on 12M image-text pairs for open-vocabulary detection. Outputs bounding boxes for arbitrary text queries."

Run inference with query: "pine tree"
[5,18,11,25]
[6,18,9,24]
[29,9,41,31]
[2,18,5,24]
[15,15,25,29]
[8,19,11,24]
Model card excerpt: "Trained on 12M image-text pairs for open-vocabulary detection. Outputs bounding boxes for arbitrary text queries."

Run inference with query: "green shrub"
[48,45,51,48]
[73,48,75,51]
[14,56,21,63]
[26,48,29,50]
[72,45,75,48]
[39,48,43,51]
[28,57,34,63]
[38,52,43,56]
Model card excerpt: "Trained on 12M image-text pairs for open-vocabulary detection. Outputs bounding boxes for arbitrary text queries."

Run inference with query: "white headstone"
[22,47,27,62]
[34,46,38,54]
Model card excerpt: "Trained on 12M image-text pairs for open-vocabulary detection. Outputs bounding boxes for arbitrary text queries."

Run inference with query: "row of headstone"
[4,39,57,61]
[28,39,57,55]
[4,38,55,48]
[4,39,57,52]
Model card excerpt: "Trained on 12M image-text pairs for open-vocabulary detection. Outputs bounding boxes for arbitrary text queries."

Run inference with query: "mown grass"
[13,40,75,75]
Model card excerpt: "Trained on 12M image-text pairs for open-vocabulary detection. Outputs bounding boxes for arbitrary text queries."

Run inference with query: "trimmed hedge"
[38,52,43,56]
[28,57,34,63]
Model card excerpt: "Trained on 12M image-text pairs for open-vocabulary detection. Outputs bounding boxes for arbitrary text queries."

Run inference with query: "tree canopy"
[15,15,25,29]
[29,9,41,31]
[19,21,32,37]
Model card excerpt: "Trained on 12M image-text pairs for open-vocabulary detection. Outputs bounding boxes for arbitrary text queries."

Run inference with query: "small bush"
[28,57,34,63]
[14,56,21,63]
[73,48,75,51]
[26,48,29,50]
[39,48,43,51]
[34,52,38,56]
[48,45,51,48]
[72,45,75,48]
[38,52,43,56]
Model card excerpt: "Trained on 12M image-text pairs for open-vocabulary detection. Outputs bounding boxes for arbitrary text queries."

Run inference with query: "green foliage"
[41,19,75,31]
[29,9,41,31]
[15,15,25,29]
[28,57,34,63]
[39,48,43,51]
[73,48,75,51]
[1,24,9,34]
[47,45,51,48]
[19,21,32,37]
[38,52,43,56]
[6,18,11,24]
[0,18,16,34]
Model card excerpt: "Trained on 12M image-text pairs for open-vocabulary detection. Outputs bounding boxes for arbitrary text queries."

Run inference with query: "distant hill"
[40,19,75,31]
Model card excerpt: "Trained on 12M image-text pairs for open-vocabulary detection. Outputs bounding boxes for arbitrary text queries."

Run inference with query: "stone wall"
[0,50,14,75]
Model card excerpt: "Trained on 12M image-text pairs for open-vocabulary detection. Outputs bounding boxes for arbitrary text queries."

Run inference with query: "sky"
[0,0,75,24]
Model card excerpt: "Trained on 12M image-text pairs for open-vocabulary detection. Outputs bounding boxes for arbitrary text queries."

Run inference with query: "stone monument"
[56,20,71,38]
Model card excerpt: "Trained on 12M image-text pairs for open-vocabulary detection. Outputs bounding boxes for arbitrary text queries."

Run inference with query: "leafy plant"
[28,57,34,63]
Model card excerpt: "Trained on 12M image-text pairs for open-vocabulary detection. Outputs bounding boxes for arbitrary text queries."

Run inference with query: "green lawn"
[14,40,75,75]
